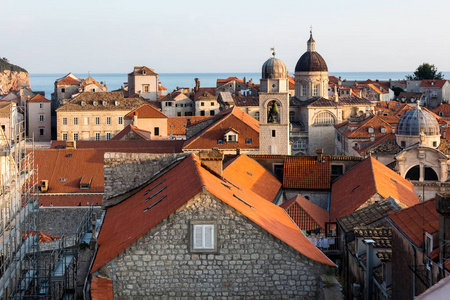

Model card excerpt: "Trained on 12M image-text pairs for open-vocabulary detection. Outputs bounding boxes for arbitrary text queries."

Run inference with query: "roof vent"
[80,177,92,189]
[40,180,49,193]
[81,101,86,106]
[102,101,107,106]
[115,101,119,106]
[93,101,98,106]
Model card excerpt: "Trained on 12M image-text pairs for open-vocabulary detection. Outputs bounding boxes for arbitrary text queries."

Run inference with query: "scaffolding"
[0,101,40,298]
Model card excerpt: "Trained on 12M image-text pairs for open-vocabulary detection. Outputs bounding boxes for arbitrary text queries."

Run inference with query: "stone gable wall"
[100,192,330,299]
[103,152,186,202]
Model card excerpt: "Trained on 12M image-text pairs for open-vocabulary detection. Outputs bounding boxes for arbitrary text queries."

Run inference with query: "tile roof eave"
[386,216,422,250]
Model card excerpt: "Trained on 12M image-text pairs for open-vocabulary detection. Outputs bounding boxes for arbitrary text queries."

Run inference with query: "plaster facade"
[27,100,51,141]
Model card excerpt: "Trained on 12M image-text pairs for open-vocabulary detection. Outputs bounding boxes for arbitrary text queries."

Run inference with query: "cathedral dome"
[397,107,440,136]
[295,52,328,72]
[295,31,328,72]
[262,57,288,79]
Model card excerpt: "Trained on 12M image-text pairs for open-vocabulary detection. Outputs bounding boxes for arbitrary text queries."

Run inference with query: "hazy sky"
[2,0,450,74]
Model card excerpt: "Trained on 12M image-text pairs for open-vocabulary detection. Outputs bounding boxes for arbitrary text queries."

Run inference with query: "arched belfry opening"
[424,167,438,181]
[405,165,420,181]
[267,100,281,124]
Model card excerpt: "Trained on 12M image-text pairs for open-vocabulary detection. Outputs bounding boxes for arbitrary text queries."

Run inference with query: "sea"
[29,72,450,98]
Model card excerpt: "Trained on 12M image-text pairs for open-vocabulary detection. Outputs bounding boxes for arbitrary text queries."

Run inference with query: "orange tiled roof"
[110,124,149,141]
[28,94,50,103]
[217,77,244,84]
[354,133,398,155]
[57,76,80,86]
[281,195,329,231]
[91,276,113,300]
[283,156,330,190]
[331,156,419,220]
[23,232,61,243]
[328,76,340,83]
[167,116,210,136]
[193,90,216,100]
[223,154,282,202]
[367,83,387,95]
[91,154,334,273]
[374,101,413,117]
[420,80,447,88]
[39,194,103,207]
[288,76,295,89]
[158,86,167,90]
[389,198,438,248]
[124,104,168,119]
[183,107,259,150]
[50,140,185,153]
[342,115,392,139]
[35,149,104,194]
[82,77,104,88]
[432,104,450,117]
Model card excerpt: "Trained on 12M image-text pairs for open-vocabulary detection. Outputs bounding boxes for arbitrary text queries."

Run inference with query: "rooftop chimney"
[316,148,324,163]
[133,111,138,127]
[436,193,450,277]
[199,149,224,178]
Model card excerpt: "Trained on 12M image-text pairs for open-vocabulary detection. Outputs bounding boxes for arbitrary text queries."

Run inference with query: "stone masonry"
[103,152,186,202]
[98,191,331,299]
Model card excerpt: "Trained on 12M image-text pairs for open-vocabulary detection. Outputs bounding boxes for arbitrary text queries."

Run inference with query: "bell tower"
[259,50,291,155]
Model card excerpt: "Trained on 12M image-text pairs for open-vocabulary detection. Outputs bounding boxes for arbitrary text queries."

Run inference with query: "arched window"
[313,111,335,126]
[406,166,420,181]
[267,100,281,124]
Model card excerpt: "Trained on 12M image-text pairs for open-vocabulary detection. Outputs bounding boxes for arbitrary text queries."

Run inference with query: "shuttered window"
[192,224,214,250]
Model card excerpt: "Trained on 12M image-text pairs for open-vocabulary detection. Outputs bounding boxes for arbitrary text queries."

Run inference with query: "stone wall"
[103,152,186,202]
[99,192,331,299]
[39,207,102,237]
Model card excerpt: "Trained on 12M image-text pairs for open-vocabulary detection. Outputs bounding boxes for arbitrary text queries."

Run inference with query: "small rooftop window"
[60,178,66,182]
[217,139,223,145]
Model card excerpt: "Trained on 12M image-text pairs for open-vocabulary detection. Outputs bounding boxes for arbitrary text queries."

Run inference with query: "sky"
[2,0,450,74]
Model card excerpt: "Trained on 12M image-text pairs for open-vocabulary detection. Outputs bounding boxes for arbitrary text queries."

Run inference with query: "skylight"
[145,186,167,202]
[144,179,166,195]
[143,195,166,213]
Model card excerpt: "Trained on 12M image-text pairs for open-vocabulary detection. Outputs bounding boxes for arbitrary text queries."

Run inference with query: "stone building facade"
[97,192,328,299]
[27,94,51,141]
[127,66,159,100]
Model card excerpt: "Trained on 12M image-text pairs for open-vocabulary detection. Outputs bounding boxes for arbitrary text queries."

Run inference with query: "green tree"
[406,63,444,80]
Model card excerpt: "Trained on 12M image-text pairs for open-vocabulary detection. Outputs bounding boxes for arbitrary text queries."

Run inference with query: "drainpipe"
[365,239,375,300]
[413,246,417,298]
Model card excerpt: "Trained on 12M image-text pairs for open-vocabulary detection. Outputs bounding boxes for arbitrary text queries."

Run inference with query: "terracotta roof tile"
[35,149,104,194]
[110,124,149,141]
[28,94,50,103]
[420,80,447,88]
[50,140,185,153]
[331,156,419,220]
[193,90,216,101]
[39,195,103,207]
[183,107,259,150]
[281,195,329,231]
[223,154,282,202]
[389,198,438,248]
[91,276,113,300]
[91,154,335,273]
[124,104,167,119]
[167,116,210,136]
[283,156,330,190]
[432,103,450,117]
[57,76,81,86]
[342,115,392,139]
[217,77,244,84]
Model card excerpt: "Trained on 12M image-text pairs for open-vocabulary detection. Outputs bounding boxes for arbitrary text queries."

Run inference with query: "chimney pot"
[199,150,224,178]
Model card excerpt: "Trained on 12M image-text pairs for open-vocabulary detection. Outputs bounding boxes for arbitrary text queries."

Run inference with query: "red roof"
[389,199,438,248]
[35,149,104,194]
[91,154,334,272]
[223,154,282,202]
[57,76,80,86]
[420,80,447,88]
[283,156,330,190]
[183,107,259,150]
[217,77,244,84]
[331,156,419,220]
[28,94,50,103]
[110,124,149,141]
[193,89,216,100]
[50,140,185,153]
[91,276,113,300]
[167,116,210,136]
[124,104,167,119]
[39,195,103,206]
[158,86,167,90]
[432,104,450,117]
[342,115,392,139]
[281,195,329,231]
[288,76,295,89]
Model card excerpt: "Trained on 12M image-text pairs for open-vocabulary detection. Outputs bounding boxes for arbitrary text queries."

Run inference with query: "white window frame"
[106,117,111,125]
[95,132,101,141]
[84,117,89,125]
[39,103,43,109]
[62,133,68,141]
[73,117,78,125]
[190,221,217,253]
[62,118,67,125]
[73,133,79,141]
[39,114,45,122]
[118,116,123,125]
[106,132,112,140]
[95,117,100,125]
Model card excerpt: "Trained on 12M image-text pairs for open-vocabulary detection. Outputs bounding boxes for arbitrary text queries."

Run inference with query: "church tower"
[259,51,291,155]
[294,30,329,100]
